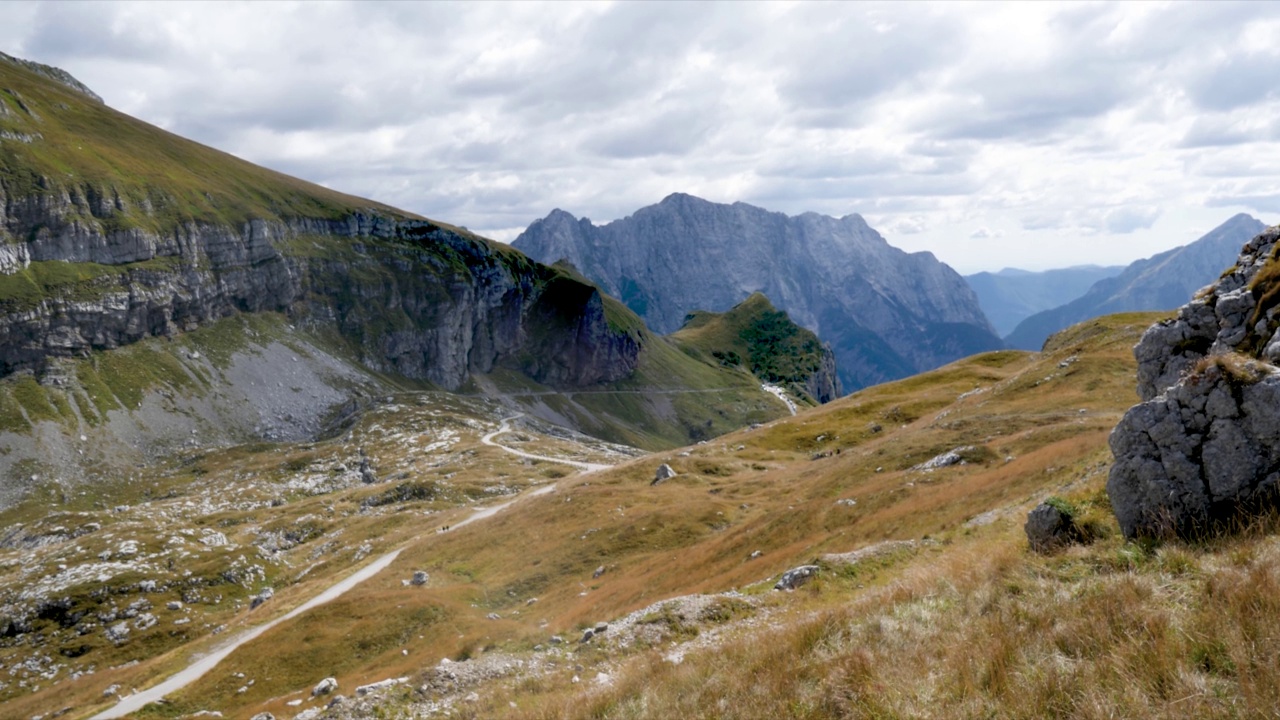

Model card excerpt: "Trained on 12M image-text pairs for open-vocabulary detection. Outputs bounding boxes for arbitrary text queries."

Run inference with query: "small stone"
[312,677,338,696]
[592,565,605,579]
[250,588,274,610]
[580,628,595,643]
[1025,502,1082,553]
[250,713,274,720]
[410,571,428,586]
[167,601,183,611]
[549,635,563,645]
[774,565,819,591]
[486,613,500,620]
[594,622,608,634]
[652,464,677,485]
[749,550,763,559]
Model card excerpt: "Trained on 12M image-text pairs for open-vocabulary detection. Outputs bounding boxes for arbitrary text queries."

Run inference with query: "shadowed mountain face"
[1004,214,1267,350]
[966,265,1125,336]
[513,193,1002,391]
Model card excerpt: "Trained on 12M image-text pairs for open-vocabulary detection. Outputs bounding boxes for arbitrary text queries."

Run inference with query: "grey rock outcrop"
[513,193,1002,391]
[0,52,103,103]
[1108,223,1280,538]
[1007,214,1266,350]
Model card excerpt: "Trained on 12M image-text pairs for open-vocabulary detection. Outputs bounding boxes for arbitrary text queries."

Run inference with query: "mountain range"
[1003,213,1266,350]
[964,265,1125,336]
[513,194,1003,391]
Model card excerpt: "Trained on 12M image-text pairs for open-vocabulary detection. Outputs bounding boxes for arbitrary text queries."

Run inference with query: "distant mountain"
[966,265,1125,336]
[668,292,841,404]
[1004,213,1267,350]
[512,193,1003,391]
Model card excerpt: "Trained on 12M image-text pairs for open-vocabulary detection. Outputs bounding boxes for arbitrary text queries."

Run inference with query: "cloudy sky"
[2,1,1279,273]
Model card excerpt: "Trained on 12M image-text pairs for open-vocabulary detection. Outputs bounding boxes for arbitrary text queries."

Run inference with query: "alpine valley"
[3,49,1280,720]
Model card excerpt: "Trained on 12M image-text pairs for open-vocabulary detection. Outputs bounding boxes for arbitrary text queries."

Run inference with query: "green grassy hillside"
[0,56,412,234]
[669,292,832,402]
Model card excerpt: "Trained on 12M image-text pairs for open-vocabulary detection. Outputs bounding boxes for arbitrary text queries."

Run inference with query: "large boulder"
[1109,358,1280,538]
[1108,222,1280,538]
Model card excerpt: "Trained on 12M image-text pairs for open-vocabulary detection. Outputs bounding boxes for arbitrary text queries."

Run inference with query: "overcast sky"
[2,1,1279,273]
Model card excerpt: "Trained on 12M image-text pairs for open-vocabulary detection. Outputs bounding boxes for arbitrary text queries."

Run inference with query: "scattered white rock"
[651,464,676,485]
[774,565,819,591]
[355,677,407,697]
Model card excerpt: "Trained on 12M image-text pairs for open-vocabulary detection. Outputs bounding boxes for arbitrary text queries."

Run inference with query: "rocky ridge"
[1108,224,1280,538]
[513,193,1002,391]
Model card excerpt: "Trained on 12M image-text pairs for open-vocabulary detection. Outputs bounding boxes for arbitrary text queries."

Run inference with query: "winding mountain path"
[480,413,611,472]
[91,413,610,719]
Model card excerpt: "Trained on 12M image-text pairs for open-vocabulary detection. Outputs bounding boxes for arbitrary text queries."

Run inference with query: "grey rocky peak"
[513,193,1002,391]
[1108,223,1280,539]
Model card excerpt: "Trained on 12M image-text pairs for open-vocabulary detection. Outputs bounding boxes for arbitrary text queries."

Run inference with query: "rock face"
[1108,224,1280,538]
[0,214,639,391]
[1006,214,1266,350]
[512,193,1002,391]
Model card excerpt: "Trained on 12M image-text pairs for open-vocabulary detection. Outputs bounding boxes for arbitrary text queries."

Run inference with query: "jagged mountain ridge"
[512,193,1003,391]
[1005,213,1267,350]
[965,264,1125,336]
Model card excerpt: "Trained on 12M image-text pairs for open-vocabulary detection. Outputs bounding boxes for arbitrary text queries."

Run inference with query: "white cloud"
[1,0,1277,272]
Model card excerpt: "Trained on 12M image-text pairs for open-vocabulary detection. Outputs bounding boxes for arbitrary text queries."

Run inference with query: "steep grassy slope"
[0,311,1171,720]
[0,54,410,233]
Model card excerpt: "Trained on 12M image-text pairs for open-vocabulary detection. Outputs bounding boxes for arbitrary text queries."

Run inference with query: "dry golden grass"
[5,311,1203,720]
